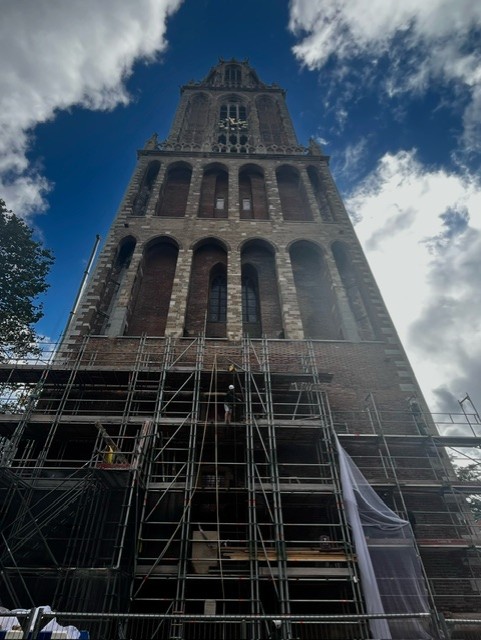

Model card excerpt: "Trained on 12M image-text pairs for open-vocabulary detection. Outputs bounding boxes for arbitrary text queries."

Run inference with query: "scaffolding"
[1,336,481,639]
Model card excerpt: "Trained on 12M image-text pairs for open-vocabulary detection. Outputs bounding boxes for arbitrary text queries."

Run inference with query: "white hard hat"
[273,619,282,629]
[228,384,234,390]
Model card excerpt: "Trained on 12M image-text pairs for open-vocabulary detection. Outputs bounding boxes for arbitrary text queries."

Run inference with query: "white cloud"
[315,135,329,147]
[333,137,368,179]
[0,0,183,219]
[289,0,481,150]
[346,150,481,411]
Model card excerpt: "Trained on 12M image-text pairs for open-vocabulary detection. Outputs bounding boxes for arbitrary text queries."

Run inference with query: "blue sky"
[2,0,481,414]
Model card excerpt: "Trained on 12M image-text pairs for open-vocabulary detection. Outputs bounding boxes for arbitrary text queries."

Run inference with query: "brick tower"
[1,59,481,639]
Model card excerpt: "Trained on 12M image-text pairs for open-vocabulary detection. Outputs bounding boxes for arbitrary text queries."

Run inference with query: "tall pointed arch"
[289,240,342,339]
[132,161,160,216]
[276,165,312,221]
[182,92,210,146]
[198,164,229,218]
[125,237,179,336]
[208,265,227,324]
[92,236,137,334]
[241,264,261,337]
[184,239,228,337]
[239,164,268,219]
[306,165,333,222]
[332,241,377,340]
[156,162,192,217]
[256,95,287,146]
[217,95,249,153]
[241,239,283,338]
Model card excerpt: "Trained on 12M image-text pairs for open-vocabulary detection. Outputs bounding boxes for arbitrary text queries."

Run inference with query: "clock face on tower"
[218,117,248,131]
[217,101,249,151]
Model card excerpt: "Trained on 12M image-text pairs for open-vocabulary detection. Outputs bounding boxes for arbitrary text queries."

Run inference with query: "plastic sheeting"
[0,606,80,639]
[40,606,81,639]
[336,437,433,639]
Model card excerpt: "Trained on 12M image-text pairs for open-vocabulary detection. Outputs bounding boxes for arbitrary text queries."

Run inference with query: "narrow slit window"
[242,276,259,323]
[209,275,227,322]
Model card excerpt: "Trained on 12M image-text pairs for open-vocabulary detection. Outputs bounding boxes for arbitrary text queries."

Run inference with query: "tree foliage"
[0,199,54,360]
[454,462,481,522]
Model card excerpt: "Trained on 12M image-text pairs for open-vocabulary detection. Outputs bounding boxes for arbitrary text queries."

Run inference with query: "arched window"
[241,266,261,338]
[125,239,178,337]
[276,166,312,221]
[93,236,136,334]
[219,99,246,122]
[290,241,342,339]
[332,241,376,340]
[241,242,282,338]
[185,242,228,338]
[157,163,192,217]
[132,161,160,216]
[256,95,287,146]
[182,93,210,145]
[198,165,229,218]
[242,274,259,324]
[239,165,268,219]
[306,166,332,221]
[218,96,248,152]
[209,273,227,323]
[115,237,136,269]
[224,65,241,86]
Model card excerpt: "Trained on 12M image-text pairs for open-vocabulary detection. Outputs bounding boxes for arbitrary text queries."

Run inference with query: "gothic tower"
[2,59,481,640]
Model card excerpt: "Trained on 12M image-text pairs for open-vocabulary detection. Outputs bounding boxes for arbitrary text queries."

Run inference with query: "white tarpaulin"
[336,437,432,639]
[0,606,80,638]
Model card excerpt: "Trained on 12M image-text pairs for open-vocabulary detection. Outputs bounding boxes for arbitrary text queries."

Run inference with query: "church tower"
[2,60,481,640]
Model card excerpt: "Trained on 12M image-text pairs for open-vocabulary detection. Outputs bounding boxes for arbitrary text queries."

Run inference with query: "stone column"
[228,164,239,220]
[275,248,304,340]
[227,248,242,340]
[105,247,143,336]
[318,162,346,222]
[324,253,360,342]
[185,164,203,220]
[263,166,283,225]
[165,248,193,337]
[302,166,320,221]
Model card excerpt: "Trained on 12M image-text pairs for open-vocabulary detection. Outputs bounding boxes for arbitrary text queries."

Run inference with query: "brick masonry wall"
[277,167,312,221]
[54,67,481,624]
[422,549,481,612]
[184,243,227,337]
[239,170,269,220]
[310,340,421,416]
[241,243,283,338]
[157,166,191,217]
[290,242,342,339]
[126,242,178,336]
[66,149,422,398]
